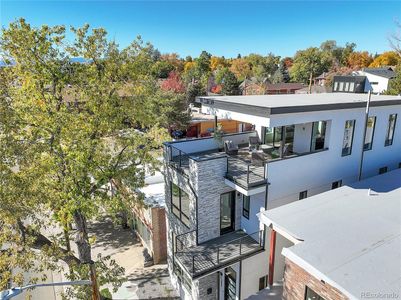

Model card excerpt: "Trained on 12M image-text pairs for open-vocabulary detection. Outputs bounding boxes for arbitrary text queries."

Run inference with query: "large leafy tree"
[290,47,331,89]
[0,19,185,299]
[347,51,373,69]
[369,51,401,67]
[215,67,240,95]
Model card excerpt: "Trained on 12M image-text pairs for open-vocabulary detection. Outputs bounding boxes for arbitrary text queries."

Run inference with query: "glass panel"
[220,192,234,234]
[305,286,325,300]
[180,189,190,218]
[344,82,349,92]
[171,183,180,208]
[385,114,397,146]
[339,82,344,91]
[243,196,250,219]
[349,82,355,92]
[334,81,338,91]
[342,120,355,156]
[225,267,237,300]
[264,127,274,146]
[273,127,282,147]
[311,121,327,151]
[364,116,376,151]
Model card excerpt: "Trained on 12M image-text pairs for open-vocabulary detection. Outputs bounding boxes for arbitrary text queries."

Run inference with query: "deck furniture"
[249,136,260,151]
[224,140,239,155]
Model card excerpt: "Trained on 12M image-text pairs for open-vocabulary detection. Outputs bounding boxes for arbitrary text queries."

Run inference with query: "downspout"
[358,90,372,181]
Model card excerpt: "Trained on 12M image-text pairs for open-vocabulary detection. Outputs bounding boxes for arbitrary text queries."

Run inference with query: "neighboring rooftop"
[138,171,165,207]
[197,93,401,116]
[265,82,305,91]
[259,169,401,299]
[361,67,396,79]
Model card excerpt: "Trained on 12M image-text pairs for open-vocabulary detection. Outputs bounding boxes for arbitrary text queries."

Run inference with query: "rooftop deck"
[175,230,264,278]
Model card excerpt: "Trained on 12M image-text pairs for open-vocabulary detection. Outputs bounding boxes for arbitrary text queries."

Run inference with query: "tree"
[161,71,185,93]
[151,60,175,78]
[386,64,401,95]
[272,61,290,83]
[196,50,212,74]
[369,51,401,67]
[290,47,331,90]
[347,51,373,69]
[0,19,185,299]
[389,20,401,57]
[215,67,240,95]
[185,81,205,105]
[229,58,251,81]
[210,56,228,71]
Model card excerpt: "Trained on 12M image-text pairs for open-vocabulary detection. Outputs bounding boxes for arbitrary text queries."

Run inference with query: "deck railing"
[166,144,191,170]
[226,157,267,188]
[175,230,264,277]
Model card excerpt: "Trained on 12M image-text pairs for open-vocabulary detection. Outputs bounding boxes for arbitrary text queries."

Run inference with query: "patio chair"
[249,136,260,151]
[224,140,239,155]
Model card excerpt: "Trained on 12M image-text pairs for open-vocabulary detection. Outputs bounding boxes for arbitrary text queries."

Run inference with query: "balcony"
[174,230,264,279]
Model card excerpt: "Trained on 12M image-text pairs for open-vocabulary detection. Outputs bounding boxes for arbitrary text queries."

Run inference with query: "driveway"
[88,218,178,299]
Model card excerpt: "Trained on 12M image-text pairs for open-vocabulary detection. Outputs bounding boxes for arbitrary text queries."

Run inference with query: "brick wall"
[151,207,167,264]
[283,258,348,300]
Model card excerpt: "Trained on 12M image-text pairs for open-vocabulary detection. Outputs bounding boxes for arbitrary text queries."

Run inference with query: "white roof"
[199,93,401,109]
[259,169,401,299]
[138,171,165,207]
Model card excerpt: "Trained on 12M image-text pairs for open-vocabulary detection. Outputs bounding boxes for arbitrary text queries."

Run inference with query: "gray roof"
[362,67,396,79]
[259,169,401,299]
[197,93,401,116]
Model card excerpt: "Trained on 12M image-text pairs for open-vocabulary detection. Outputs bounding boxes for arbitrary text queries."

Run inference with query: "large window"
[363,116,376,151]
[385,114,397,146]
[342,120,355,156]
[305,286,326,300]
[243,195,250,219]
[310,121,327,152]
[171,182,190,227]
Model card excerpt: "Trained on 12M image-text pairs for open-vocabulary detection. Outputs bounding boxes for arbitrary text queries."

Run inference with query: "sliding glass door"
[220,192,235,235]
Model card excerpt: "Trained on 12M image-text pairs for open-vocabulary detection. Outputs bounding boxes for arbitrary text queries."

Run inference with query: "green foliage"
[151,60,175,78]
[290,47,331,83]
[0,18,188,298]
[216,67,240,95]
[386,64,401,95]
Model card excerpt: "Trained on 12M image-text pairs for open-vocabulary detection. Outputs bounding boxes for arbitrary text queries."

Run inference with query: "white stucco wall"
[358,71,390,93]
[241,193,265,235]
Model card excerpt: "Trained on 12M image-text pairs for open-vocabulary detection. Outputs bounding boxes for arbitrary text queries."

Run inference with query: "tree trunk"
[73,210,100,300]
[308,72,313,94]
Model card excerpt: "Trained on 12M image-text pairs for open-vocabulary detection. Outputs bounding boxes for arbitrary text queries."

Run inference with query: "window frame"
[243,195,250,219]
[385,114,397,147]
[305,286,326,300]
[363,116,376,151]
[341,120,356,156]
[170,182,190,228]
[379,166,388,174]
[310,121,327,152]
[331,180,342,190]
[299,190,308,200]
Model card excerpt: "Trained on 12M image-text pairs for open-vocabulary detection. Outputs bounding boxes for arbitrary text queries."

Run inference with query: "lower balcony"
[174,230,264,279]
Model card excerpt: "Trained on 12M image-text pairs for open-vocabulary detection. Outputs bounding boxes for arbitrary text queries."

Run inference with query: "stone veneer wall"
[195,156,242,243]
[194,272,219,300]
[283,257,348,300]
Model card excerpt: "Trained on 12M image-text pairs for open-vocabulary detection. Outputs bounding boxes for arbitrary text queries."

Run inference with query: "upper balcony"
[174,229,264,279]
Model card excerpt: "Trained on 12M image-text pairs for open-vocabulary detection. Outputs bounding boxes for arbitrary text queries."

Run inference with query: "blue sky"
[1,1,400,58]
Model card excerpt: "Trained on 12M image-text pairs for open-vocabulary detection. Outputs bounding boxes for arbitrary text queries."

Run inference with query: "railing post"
[192,255,195,275]
[179,150,182,168]
[247,165,250,184]
[239,237,242,255]
[217,247,220,264]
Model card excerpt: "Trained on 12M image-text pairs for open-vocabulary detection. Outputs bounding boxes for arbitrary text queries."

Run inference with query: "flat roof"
[259,169,401,299]
[197,93,401,116]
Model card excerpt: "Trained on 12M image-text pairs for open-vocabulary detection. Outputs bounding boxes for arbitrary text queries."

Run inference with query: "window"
[385,114,397,146]
[379,166,388,174]
[332,180,342,189]
[333,81,338,91]
[342,120,355,156]
[349,81,355,92]
[171,182,190,227]
[363,116,376,151]
[305,286,326,300]
[339,81,344,91]
[399,162,401,169]
[258,275,268,291]
[299,190,308,200]
[243,195,250,219]
[310,121,327,152]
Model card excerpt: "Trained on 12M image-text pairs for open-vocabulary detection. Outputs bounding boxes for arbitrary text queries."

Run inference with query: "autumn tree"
[0,19,188,299]
[230,58,251,81]
[347,51,373,69]
[386,64,401,95]
[210,56,229,71]
[161,71,185,93]
[369,51,401,67]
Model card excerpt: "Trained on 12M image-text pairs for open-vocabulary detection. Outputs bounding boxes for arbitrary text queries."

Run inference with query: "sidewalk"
[88,218,178,299]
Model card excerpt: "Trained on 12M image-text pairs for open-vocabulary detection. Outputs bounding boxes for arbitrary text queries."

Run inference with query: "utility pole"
[358,90,372,181]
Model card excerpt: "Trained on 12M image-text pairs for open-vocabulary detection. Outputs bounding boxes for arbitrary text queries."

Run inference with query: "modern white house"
[162,93,401,300]
[258,169,401,300]
[356,67,396,94]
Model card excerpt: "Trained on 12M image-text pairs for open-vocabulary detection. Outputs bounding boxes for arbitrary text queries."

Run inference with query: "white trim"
[224,179,266,196]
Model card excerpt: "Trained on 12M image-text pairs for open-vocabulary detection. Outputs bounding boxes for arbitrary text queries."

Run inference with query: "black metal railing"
[167,145,191,170]
[175,230,264,277]
[226,158,267,188]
